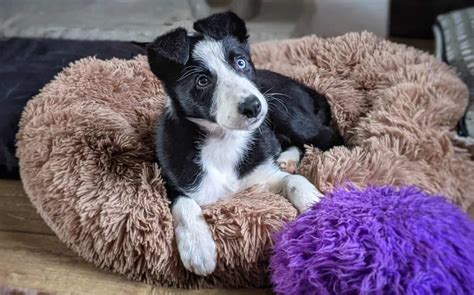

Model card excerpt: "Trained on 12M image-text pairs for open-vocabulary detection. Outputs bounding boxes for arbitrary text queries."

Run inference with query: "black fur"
[257,69,344,150]
[147,28,190,83]
[193,11,249,42]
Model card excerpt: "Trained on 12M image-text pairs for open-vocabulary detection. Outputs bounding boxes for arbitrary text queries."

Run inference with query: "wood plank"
[0,231,153,294]
[151,287,273,295]
[0,231,271,294]
[0,180,54,235]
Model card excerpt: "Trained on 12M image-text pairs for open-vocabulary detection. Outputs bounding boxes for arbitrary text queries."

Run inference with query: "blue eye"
[236,58,247,69]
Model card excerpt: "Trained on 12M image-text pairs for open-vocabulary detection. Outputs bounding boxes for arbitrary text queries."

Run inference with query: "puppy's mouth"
[188,114,265,133]
[222,113,266,131]
[246,114,266,128]
[198,96,269,132]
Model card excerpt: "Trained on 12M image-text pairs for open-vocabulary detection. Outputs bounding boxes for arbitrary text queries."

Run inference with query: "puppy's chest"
[187,132,252,205]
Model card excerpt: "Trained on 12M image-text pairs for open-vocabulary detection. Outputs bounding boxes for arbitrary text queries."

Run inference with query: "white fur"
[278,146,301,163]
[188,129,253,205]
[281,174,323,212]
[192,39,268,130]
[240,159,283,189]
[172,197,217,276]
[164,96,175,118]
[241,159,323,213]
[187,117,222,134]
[277,146,301,166]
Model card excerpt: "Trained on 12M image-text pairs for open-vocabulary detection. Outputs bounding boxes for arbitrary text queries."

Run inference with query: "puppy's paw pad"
[278,159,298,174]
[277,146,301,174]
[175,225,217,276]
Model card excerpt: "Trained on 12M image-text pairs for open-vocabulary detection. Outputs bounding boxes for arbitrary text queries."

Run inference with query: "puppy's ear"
[147,28,190,82]
[193,11,248,42]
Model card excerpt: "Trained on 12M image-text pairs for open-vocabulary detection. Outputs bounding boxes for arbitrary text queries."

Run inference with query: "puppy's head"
[147,11,267,131]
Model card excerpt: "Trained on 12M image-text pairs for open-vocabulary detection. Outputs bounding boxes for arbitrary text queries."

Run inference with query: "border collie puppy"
[147,12,343,276]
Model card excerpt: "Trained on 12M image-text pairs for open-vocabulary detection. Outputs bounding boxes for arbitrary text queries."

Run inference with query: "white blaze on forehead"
[192,39,228,73]
[191,39,267,129]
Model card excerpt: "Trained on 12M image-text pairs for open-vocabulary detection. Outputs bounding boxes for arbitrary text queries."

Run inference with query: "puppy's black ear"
[147,28,190,82]
[193,11,248,42]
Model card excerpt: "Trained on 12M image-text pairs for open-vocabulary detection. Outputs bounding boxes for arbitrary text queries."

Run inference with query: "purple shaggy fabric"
[270,186,474,295]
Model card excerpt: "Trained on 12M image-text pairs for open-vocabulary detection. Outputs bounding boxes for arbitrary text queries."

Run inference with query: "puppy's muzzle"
[238,95,262,119]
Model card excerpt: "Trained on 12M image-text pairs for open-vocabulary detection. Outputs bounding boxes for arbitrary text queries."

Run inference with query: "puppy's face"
[147,12,268,131]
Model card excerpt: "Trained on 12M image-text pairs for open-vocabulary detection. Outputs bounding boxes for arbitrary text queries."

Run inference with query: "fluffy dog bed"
[16,32,474,288]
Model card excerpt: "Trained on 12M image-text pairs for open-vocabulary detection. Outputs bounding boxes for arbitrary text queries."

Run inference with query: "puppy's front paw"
[175,221,217,276]
[283,175,323,213]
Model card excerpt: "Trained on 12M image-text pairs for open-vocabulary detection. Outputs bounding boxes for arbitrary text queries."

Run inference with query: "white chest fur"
[187,130,253,205]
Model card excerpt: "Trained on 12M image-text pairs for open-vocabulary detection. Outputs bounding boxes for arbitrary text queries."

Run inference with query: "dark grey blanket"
[0,38,146,178]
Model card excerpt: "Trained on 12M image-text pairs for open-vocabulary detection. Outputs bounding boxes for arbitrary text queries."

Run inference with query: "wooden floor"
[0,180,272,294]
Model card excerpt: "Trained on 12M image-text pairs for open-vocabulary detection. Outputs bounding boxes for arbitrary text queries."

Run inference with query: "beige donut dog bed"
[17,32,474,288]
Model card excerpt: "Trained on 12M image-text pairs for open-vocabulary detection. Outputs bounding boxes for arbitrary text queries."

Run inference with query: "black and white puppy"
[147,12,343,276]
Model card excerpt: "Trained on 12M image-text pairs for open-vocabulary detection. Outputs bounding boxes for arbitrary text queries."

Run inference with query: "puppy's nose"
[238,95,262,118]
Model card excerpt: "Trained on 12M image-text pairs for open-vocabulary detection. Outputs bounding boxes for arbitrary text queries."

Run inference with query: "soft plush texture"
[270,186,474,295]
[16,32,474,288]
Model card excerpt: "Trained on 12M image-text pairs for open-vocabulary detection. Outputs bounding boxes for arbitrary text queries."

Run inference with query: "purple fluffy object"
[270,186,474,295]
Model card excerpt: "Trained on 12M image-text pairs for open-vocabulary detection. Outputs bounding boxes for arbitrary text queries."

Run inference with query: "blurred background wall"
[1,0,471,44]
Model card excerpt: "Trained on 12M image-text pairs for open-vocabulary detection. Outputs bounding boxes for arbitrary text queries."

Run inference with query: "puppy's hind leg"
[277,146,301,174]
[172,196,217,276]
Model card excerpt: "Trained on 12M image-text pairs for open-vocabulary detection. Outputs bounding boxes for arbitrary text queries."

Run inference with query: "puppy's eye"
[196,75,210,88]
[236,58,247,69]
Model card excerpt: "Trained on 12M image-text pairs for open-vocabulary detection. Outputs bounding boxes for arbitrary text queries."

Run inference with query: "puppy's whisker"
[265,93,289,115]
[267,92,292,100]
[178,66,206,78]
[178,70,203,81]
[182,65,201,70]
[262,87,273,96]
[264,116,271,126]
[180,65,204,73]
[179,69,202,77]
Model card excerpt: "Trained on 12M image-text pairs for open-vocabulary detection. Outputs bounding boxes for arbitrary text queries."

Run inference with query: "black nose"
[238,96,262,118]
